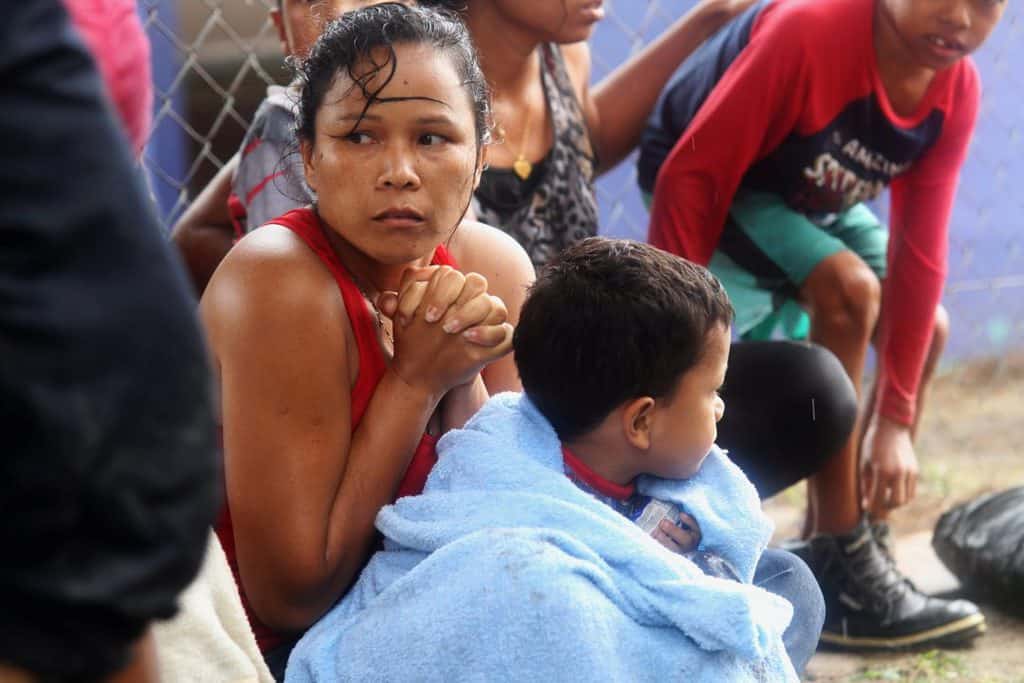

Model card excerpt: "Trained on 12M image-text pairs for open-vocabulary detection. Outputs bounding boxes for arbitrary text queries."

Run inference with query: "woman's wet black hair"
[294,3,492,149]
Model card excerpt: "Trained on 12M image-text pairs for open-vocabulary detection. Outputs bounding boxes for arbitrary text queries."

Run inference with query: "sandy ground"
[763,355,1024,683]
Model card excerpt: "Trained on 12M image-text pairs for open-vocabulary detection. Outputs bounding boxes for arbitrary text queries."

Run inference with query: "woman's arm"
[441,375,491,432]
[202,231,433,631]
[449,220,536,393]
[580,0,758,174]
[203,230,512,631]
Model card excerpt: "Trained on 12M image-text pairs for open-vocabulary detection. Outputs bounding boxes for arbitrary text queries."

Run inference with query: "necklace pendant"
[513,156,533,181]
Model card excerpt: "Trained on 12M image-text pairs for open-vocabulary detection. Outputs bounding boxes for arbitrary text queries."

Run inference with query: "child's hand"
[385,266,512,396]
[651,512,702,554]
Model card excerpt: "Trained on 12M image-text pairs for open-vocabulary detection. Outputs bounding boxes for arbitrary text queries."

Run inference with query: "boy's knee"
[756,549,826,645]
[804,252,881,338]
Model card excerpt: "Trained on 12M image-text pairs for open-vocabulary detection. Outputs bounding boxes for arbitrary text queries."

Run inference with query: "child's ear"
[622,397,656,450]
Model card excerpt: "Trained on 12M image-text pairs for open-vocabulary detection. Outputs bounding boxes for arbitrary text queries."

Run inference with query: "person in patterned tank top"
[198,6,533,677]
[424,0,757,270]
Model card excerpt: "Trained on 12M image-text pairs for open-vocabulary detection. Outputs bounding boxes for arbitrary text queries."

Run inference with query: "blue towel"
[287,393,797,682]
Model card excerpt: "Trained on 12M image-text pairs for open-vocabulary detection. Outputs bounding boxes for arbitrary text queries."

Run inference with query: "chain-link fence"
[140,0,1023,363]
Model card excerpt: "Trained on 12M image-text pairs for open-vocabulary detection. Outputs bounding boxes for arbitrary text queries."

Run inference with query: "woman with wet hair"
[201,4,534,675]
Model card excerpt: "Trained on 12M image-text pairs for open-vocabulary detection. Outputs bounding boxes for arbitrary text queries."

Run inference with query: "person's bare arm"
[171,154,239,296]
[203,231,511,631]
[573,0,757,174]
[448,220,535,393]
[381,261,519,431]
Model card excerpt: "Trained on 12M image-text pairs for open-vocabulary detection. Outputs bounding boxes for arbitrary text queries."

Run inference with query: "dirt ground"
[763,354,1024,683]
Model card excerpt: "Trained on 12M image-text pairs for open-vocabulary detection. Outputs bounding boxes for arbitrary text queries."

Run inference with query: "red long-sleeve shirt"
[645,0,979,426]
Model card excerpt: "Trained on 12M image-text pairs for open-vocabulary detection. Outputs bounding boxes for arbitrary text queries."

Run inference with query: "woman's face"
[301,43,482,267]
[483,0,605,43]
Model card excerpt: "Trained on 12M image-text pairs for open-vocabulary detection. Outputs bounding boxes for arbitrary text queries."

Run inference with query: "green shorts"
[644,189,888,338]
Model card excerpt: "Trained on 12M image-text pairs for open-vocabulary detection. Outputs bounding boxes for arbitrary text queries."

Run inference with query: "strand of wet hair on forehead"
[293,3,492,149]
[290,3,491,238]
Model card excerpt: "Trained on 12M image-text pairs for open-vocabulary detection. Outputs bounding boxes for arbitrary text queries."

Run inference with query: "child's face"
[645,324,730,480]
[273,1,412,58]
[882,0,1005,70]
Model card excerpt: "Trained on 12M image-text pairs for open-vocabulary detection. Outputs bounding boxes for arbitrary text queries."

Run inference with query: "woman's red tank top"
[215,207,457,652]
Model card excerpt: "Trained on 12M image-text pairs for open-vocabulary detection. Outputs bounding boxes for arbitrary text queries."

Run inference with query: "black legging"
[717,341,858,500]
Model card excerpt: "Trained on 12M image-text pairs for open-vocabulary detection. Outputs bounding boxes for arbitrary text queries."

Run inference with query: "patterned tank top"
[473,43,599,270]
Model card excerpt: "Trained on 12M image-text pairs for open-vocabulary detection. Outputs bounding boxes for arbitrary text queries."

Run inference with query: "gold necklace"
[511,103,534,181]
[352,279,393,346]
[319,219,394,347]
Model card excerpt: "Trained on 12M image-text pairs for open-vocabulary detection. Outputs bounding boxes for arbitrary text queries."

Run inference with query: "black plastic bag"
[933,487,1024,603]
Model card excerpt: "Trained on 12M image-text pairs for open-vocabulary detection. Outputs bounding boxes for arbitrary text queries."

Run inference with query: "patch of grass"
[850,651,967,682]
[774,482,807,509]
[918,461,953,498]
[853,665,903,681]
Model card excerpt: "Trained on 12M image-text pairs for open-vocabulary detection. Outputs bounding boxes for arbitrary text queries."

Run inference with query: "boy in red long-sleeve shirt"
[639,0,1003,651]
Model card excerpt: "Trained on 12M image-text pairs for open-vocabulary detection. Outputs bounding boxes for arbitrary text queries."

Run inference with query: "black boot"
[794,518,985,651]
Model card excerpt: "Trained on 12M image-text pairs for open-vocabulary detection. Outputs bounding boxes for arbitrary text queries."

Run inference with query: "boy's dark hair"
[417,0,467,10]
[295,3,491,149]
[514,237,733,441]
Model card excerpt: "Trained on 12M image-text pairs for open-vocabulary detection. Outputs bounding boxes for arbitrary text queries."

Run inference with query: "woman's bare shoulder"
[448,220,535,289]
[200,225,347,357]
[559,42,592,100]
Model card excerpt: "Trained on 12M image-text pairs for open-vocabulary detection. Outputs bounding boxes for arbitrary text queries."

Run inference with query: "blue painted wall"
[590,0,1023,360]
[143,0,1022,358]
[142,0,187,230]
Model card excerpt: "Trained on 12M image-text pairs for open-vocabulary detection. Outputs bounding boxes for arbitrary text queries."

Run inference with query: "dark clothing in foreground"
[718,341,858,499]
[0,2,219,678]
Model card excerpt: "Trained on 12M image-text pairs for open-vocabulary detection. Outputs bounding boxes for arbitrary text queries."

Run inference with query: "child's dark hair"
[514,238,734,441]
[418,0,468,10]
[295,3,491,149]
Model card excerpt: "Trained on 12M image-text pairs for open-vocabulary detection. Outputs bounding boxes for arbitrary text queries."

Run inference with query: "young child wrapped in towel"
[287,238,825,682]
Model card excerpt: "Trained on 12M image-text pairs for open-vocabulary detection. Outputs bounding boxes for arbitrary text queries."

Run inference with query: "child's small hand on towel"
[651,513,743,581]
[651,512,701,554]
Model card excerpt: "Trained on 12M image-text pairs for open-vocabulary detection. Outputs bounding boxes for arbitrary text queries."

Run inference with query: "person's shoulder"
[558,42,591,98]
[200,223,343,345]
[448,220,535,286]
[246,86,299,146]
[214,221,332,296]
[935,57,981,132]
[752,0,864,51]
[949,56,982,99]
